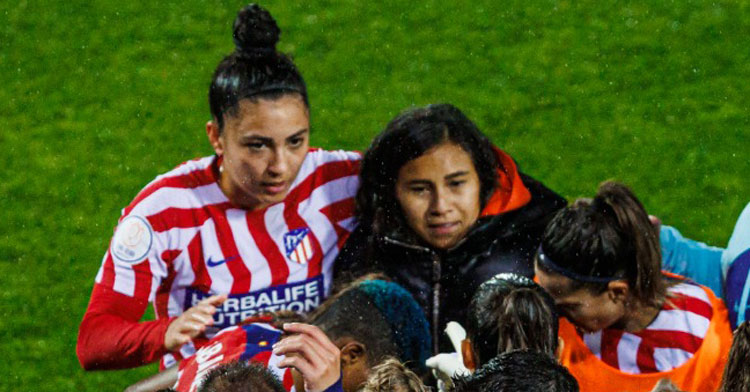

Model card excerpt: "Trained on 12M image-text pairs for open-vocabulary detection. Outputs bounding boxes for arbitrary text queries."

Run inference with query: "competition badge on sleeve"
[110,215,153,264]
[284,227,313,264]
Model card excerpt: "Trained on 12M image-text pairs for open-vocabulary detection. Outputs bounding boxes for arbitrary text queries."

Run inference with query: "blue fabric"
[239,324,282,361]
[321,374,344,392]
[726,249,750,329]
[660,225,724,297]
[722,202,750,278]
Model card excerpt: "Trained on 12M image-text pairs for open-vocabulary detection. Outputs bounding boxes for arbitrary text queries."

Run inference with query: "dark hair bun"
[232,4,280,55]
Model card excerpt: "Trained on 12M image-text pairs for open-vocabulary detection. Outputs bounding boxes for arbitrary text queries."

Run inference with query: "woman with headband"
[535,181,732,392]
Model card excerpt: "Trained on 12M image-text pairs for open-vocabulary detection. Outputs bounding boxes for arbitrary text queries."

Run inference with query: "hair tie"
[537,245,626,283]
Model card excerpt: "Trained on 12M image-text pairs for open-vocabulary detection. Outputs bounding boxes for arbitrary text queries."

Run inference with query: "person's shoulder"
[305,148,362,165]
[122,155,223,218]
[292,148,361,188]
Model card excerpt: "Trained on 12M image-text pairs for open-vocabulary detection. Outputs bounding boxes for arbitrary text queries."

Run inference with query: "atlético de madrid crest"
[284,227,314,264]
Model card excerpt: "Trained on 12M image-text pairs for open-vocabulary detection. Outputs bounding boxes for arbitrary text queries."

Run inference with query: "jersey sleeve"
[77,283,175,369]
[78,192,172,369]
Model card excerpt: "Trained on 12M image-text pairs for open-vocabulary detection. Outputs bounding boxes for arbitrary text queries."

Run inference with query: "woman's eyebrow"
[445,171,470,180]
[286,129,309,140]
[239,134,273,143]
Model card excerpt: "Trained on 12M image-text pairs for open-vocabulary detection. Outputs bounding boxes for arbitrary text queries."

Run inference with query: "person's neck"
[215,166,264,210]
[619,299,662,333]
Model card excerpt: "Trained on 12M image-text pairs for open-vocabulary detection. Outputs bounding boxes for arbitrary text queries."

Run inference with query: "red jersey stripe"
[154,259,178,319]
[211,208,251,294]
[600,329,624,369]
[187,234,212,292]
[319,197,357,249]
[148,203,234,232]
[132,259,154,302]
[246,211,289,287]
[666,293,713,320]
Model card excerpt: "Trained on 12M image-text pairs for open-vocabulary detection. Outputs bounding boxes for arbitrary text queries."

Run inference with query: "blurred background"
[1,0,748,389]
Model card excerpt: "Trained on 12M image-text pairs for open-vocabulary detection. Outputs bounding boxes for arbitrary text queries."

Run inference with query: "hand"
[274,323,341,392]
[164,294,227,351]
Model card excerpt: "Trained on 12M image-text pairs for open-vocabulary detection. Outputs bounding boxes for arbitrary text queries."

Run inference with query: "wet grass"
[1,0,748,389]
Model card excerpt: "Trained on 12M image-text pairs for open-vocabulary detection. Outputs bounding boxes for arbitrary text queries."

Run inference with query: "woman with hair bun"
[77,4,361,370]
[535,181,733,392]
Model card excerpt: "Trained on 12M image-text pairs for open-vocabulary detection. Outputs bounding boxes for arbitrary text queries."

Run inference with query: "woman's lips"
[427,222,459,235]
[262,182,286,194]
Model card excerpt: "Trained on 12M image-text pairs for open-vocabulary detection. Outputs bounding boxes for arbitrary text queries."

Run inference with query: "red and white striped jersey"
[582,282,713,374]
[94,149,360,367]
[175,323,295,392]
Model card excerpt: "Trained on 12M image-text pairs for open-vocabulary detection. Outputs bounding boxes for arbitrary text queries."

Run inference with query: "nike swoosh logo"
[207,256,237,267]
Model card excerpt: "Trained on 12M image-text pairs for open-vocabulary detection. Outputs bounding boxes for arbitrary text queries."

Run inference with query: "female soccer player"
[77,4,361,370]
[535,181,733,392]
[334,103,566,352]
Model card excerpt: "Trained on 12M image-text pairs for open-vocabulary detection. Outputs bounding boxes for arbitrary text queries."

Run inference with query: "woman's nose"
[429,188,451,215]
[267,149,288,176]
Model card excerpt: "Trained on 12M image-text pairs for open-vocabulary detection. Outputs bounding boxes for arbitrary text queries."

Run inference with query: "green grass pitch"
[1,0,748,390]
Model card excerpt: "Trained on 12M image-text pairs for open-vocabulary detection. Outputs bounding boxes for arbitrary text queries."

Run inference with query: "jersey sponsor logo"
[284,227,313,264]
[186,276,324,329]
[206,255,237,267]
[110,215,153,264]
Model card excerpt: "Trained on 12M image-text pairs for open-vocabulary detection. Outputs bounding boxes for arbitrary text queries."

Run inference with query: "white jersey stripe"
[289,149,361,190]
[617,333,643,374]
[670,283,711,304]
[95,253,107,283]
[583,331,603,359]
[113,262,137,297]
[303,236,313,259]
[170,233,199,289]
[226,209,272,292]
[336,216,358,233]
[201,219,233,294]
[267,352,287,383]
[647,309,710,336]
[129,184,228,220]
[653,347,692,372]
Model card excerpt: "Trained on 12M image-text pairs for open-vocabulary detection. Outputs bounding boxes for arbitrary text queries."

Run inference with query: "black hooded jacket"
[333,173,566,353]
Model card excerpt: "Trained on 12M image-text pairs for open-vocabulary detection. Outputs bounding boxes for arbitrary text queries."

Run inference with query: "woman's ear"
[340,341,366,366]
[340,341,368,392]
[461,339,477,371]
[206,120,224,156]
[607,280,630,303]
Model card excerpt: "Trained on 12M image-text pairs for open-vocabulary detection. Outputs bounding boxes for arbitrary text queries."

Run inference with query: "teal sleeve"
[660,225,724,298]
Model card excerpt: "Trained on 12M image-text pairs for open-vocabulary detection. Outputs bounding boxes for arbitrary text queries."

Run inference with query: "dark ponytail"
[538,181,666,307]
[465,273,559,365]
[209,4,308,132]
